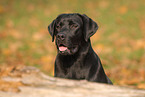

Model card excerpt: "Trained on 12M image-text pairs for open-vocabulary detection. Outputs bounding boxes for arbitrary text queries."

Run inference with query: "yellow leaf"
[0,6,5,14]
[119,6,128,14]
[137,83,145,89]
[2,49,11,56]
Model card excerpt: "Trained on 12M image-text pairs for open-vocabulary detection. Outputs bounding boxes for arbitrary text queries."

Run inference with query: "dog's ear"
[80,14,98,42]
[48,20,56,42]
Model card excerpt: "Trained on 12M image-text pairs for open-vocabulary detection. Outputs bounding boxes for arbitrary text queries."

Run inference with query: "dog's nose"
[57,33,66,40]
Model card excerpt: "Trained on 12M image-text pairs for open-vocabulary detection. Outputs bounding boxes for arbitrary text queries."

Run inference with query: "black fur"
[48,13,112,84]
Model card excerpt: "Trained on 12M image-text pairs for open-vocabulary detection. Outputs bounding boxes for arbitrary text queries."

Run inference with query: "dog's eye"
[70,24,78,29]
[56,25,61,29]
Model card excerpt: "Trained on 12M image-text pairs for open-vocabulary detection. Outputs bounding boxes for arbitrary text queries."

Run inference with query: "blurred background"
[0,0,145,89]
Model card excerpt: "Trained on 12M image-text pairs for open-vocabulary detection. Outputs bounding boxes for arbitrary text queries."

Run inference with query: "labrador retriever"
[48,13,112,84]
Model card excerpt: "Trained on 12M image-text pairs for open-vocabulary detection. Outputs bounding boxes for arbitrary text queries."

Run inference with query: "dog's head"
[48,13,98,55]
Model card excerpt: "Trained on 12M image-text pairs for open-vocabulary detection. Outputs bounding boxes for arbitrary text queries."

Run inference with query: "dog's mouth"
[59,44,68,52]
[58,44,78,55]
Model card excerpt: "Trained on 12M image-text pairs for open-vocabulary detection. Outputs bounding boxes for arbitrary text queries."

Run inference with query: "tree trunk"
[0,66,145,97]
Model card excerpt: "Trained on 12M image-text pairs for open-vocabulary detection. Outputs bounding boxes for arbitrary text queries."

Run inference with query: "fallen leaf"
[29,17,40,27]
[2,49,12,56]
[0,5,5,14]
[0,80,24,92]
[135,39,145,49]
[32,32,44,41]
[119,6,128,14]
[99,1,109,9]
[137,83,145,89]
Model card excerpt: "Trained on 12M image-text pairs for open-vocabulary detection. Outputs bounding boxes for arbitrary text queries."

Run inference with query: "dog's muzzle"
[56,36,79,55]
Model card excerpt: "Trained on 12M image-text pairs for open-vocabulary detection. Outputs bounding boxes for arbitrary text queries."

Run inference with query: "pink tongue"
[59,46,67,51]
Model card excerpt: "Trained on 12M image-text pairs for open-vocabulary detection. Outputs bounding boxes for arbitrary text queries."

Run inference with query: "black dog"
[48,13,112,84]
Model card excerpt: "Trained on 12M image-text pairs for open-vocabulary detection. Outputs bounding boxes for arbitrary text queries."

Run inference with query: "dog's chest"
[65,64,86,79]
[56,59,86,79]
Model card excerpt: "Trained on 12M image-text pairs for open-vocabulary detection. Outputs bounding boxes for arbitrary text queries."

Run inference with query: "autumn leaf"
[137,83,145,89]
[0,5,5,14]
[119,6,128,14]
